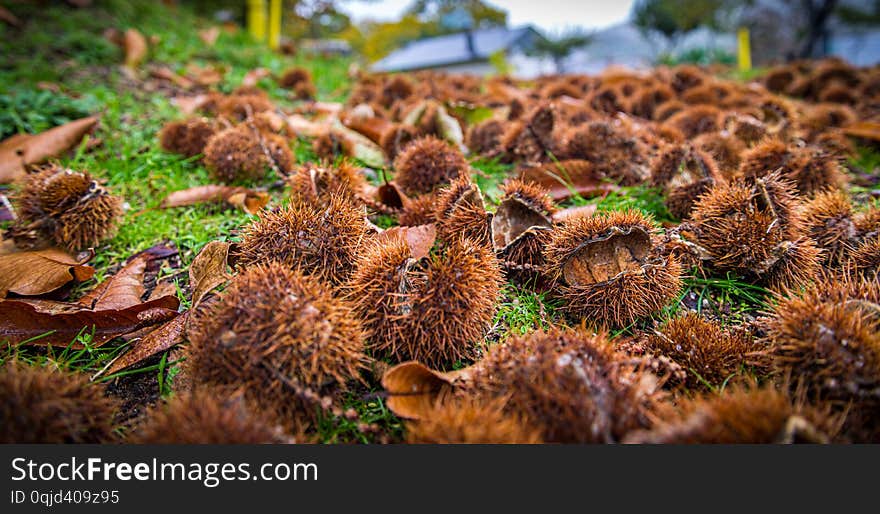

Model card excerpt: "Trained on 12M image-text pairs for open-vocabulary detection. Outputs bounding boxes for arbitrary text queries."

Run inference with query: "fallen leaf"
[844,121,880,142]
[241,67,270,87]
[286,114,331,137]
[519,160,619,201]
[186,63,224,87]
[172,94,210,115]
[376,224,436,260]
[160,185,269,214]
[150,66,195,89]
[198,27,220,46]
[0,295,179,348]
[0,248,94,298]
[76,244,177,311]
[99,312,188,377]
[0,116,100,183]
[123,28,148,69]
[381,361,473,420]
[435,103,466,153]
[189,241,231,307]
[551,204,597,222]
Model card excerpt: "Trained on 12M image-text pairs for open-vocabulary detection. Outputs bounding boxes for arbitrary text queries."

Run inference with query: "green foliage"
[0,89,99,140]
[592,185,678,224]
[488,49,514,75]
[632,0,724,43]
[528,28,592,72]
[658,47,736,66]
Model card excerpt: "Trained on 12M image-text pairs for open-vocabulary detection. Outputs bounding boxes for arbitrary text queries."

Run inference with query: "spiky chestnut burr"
[397,193,437,227]
[498,103,557,164]
[723,113,767,147]
[287,161,367,207]
[800,189,858,267]
[278,67,315,99]
[186,263,370,424]
[650,144,722,219]
[392,136,468,195]
[760,275,880,410]
[349,236,502,368]
[217,94,274,122]
[563,121,650,185]
[640,314,758,391]
[624,386,839,444]
[233,194,370,286]
[849,236,880,279]
[10,165,122,251]
[132,388,296,444]
[545,210,683,327]
[378,123,419,160]
[406,397,543,444]
[158,117,219,158]
[1,361,117,443]
[203,126,293,183]
[433,176,491,247]
[491,179,556,282]
[465,329,660,443]
[693,132,744,178]
[689,173,820,290]
[465,118,504,156]
[787,146,847,195]
[664,104,720,138]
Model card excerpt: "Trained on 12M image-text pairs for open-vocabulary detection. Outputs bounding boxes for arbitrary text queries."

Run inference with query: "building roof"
[372,26,540,72]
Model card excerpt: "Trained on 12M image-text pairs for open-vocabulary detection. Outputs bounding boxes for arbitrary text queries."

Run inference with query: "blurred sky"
[341,0,636,33]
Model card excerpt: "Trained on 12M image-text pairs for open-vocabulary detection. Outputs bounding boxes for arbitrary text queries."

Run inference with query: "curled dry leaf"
[0,295,179,348]
[0,247,94,298]
[188,241,232,307]
[198,27,221,46]
[186,63,225,87]
[160,185,269,214]
[519,160,618,201]
[99,312,188,378]
[382,361,475,419]
[0,116,100,183]
[123,28,148,69]
[241,67,270,87]
[843,121,880,142]
[375,224,436,260]
[172,94,210,115]
[77,244,178,311]
[285,114,331,138]
[150,66,195,89]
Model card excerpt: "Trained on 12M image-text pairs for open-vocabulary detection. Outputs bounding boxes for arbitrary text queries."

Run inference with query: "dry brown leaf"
[100,312,188,377]
[0,116,99,183]
[198,27,221,46]
[77,244,177,310]
[376,224,436,260]
[519,160,618,201]
[172,94,210,115]
[123,28,148,69]
[552,204,597,222]
[0,295,179,348]
[186,63,224,87]
[160,185,269,214]
[242,67,271,87]
[286,114,331,137]
[381,361,473,420]
[0,248,94,298]
[150,66,195,89]
[189,241,231,307]
[843,121,880,141]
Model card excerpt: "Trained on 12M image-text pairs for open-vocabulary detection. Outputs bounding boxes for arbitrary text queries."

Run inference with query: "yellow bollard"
[248,0,267,43]
[268,0,282,50]
[737,27,752,72]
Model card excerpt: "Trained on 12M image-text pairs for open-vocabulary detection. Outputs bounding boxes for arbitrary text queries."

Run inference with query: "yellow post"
[268,0,282,50]
[737,27,752,72]
[248,0,267,43]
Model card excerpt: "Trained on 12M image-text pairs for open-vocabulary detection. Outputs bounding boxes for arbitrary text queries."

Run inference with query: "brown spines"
[563,121,650,185]
[381,76,414,108]
[159,117,218,158]
[723,113,768,147]
[694,132,744,177]
[132,389,295,444]
[397,193,437,226]
[689,173,820,289]
[738,139,797,181]
[186,263,370,423]
[641,314,758,390]
[392,136,468,195]
[545,210,683,327]
[406,397,543,444]
[650,144,722,219]
[802,103,857,136]
[764,66,796,93]
[433,176,491,247]
[631,84,676,119]
[670,65,706,93]
[288,161,367,207]
[625,386,838,444]
[467,329,659,443]
[378,123,418,160]
[653,99,685,121]
[10,166,122,251]
[1,361,116,443]
[499,102,557,163]
[465,118,504,156]
[217,94,274,122]
[234,194,369,285]
[787,146,846,195]
[664,104,720,139]
[491,179,555,281]
[349,237,502,368]
[800,189,857,266]
[760,276,880,440]
[849,236,880,278]
[819,83,857,104]
[203,127,268,183]
[278,67,315,99]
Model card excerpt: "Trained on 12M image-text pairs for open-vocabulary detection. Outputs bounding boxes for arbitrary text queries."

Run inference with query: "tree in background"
[528,29,592,73]
[632,0,724,50]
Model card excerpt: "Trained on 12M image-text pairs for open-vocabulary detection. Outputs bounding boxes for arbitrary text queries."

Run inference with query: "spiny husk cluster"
[233,194,370,285]
[278,67,316,99]
[187,263,370,424]
[563,120,650,185]
[492,179,555,282]
[287,161,367,207]
[624,385,839,444]
[159,116,219,158]
[406,397,543,444]
[800,189,858,266]
[639,314,758,390]
[392,136,469,195]
[650,143,722,219]
[464,329,661,443]
[132,388,296,444]
[9,165,122,251]
[545,210,683,327]
[349,236,502,368]
[689,172,820,290]
[1,360,117,443]
[433,175,491,246]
